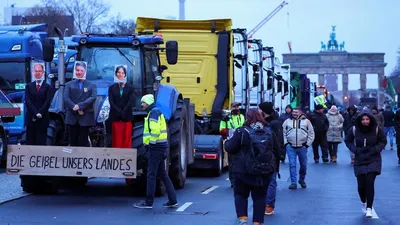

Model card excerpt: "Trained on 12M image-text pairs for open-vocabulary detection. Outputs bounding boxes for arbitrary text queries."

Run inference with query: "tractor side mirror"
[160,65,168,72]
[284,81,289,93]
[166,40,178,65]
[267,77,273,90]
[277,81,282,93]
[253,72,259,87]
[43,38,55,62]
[234,60,242,69]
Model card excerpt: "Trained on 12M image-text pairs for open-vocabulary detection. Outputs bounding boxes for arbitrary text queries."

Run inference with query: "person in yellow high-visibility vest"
[219,102,245,139]
[314,95,327,108]
[134,94,178,209]
[219,102,245,187]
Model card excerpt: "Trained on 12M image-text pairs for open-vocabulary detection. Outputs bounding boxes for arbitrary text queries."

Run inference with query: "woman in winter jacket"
[326,105,344,162]
[224,108,280,225]
[345,111,387,218]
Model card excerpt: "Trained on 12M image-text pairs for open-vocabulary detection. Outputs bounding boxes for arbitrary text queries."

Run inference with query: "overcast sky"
[1,0,399,90]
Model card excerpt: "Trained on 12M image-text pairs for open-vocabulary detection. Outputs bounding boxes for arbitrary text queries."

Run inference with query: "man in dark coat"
[308,104,329,163]
[344,105,358,163]
[279,105,292,123]
[259,102,285,216]
[25,63,53,145]
[395,110,400,164]
[21,63,54,193]
[64,78,97,146]
[382,106,395,150]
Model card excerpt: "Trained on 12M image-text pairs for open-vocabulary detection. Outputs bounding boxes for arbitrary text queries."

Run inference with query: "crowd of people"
[222,102,397,225]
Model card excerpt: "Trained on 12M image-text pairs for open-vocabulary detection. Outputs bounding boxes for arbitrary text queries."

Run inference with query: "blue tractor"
[37,28,194,193]
[0,24,48,165]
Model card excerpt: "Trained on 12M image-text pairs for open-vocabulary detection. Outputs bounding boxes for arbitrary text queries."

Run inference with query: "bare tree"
[392,47,400,77]
[106,14,136,35]
[24,0,73,36]
[61,0,110,33]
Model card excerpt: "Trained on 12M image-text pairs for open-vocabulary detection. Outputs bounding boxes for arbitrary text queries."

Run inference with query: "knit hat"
[141,94,154,105]
[231,102,240,107]
[330,105,338,112]
[259,102,275,115]
[315,104,324,110]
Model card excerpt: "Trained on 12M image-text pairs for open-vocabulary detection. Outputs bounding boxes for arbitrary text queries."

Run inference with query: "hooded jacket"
[326,107,344,143]
[282,114,315,148]
[344,112,387,176]
[343,105,358,134]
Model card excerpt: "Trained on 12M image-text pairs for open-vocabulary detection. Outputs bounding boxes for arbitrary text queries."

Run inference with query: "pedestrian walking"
[382,106,395,150]
[279,105,293,123]
[224,108,280,225]
[326,105,344,163]
[283,107,315,189]
[344,105,359,164]
[308,104,329,163]
[371,107,384,129]
[134,94,178,209]
[345,111,387,218]
[108,66,136,148]
[219,102,245,187]
[259,102,285,216]
[394,110,400,164]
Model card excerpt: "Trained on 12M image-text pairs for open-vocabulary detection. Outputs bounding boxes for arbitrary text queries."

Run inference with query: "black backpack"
[242,126,276,176]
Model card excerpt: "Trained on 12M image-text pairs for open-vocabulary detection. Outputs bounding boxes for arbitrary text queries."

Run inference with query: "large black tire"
[168,100,189,189]
[129,121,166,196]
[47,119,64,146]
[0,129,7,168]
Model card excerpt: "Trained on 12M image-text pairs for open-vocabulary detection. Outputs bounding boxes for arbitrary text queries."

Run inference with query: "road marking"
[201,185,219,194]
[372,207,379,219]
[176,202,193,212]
[226,177,229,181]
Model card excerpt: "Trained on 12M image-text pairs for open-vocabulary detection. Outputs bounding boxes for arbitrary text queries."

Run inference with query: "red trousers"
[112,121,132,148]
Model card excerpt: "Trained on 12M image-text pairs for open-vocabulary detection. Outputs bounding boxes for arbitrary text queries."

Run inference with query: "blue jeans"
[265,172,277,207]
[287,145,308,184]
[384,126,394,147]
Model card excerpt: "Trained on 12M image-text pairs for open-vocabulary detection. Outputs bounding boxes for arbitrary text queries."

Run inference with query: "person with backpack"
[224,108,280,225]
[344,111,386,218]
[259,102,285,216]
[283,107,315,189]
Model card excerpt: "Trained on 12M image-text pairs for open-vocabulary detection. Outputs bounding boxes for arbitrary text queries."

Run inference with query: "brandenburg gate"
[282,26,387,107]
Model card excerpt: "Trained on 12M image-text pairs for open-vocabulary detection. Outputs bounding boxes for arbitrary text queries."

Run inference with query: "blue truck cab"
[0,24,48,147]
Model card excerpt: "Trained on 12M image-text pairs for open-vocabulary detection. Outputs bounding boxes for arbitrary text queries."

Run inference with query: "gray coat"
[326,110,344,143]
[64,79,97,126]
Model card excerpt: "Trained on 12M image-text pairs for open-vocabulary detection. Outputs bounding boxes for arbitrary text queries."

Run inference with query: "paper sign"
[73,61,87,80]
[114,65,127,83]
[31,61,45,82]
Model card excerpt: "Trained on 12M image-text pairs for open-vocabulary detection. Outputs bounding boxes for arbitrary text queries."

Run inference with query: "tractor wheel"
[0,129,7,168]
[46,119,64,146]
[168,100,189,189]
[128,121,166,196]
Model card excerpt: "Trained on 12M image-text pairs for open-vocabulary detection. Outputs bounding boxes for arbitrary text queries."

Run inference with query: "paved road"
[0,143,399,225]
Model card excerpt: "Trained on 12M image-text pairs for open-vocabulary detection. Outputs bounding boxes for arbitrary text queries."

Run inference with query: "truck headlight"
[11,44,21,51]
[97,97,110,123]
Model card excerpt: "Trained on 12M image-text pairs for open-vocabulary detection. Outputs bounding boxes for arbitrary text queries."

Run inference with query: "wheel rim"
[180,119,187,170]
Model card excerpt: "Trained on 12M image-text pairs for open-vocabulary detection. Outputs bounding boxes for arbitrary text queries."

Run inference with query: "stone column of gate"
[378,73,385,108]
[342,74,349,108]
[318,74,324,86]
[360,73,367,98]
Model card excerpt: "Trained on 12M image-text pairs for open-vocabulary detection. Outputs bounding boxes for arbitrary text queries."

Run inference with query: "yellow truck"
[136,18,251,175]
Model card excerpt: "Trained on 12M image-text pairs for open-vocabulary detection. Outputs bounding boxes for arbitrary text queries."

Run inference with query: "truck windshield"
[0,62,29,92]
[79,46,142,89]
